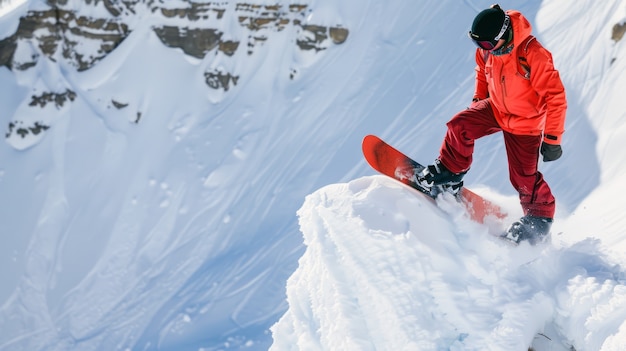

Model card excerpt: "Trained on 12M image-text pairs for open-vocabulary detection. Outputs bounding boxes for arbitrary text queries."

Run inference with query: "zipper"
[499,66,512,117]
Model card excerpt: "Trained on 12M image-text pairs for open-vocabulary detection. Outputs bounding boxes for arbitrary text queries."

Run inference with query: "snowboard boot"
[418,159,466,196]
[502,215,553,245]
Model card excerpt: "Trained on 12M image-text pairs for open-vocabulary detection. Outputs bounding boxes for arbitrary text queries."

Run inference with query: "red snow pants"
[438,99,555,219]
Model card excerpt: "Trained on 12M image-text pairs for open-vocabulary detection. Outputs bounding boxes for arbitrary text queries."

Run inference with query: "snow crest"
[271,176,626,350]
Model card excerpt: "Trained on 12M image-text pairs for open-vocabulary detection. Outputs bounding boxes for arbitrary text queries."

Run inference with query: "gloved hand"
[540,142,562,162]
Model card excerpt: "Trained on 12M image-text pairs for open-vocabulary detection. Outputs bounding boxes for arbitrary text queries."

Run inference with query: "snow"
[271,177,626,350]
[0,0,26,18]
[0,0,626,350]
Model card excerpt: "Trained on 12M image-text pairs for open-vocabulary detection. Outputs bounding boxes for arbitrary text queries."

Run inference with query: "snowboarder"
[418,4,567,245]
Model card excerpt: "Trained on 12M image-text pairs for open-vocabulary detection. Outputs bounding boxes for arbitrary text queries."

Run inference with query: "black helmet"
[468,4,511,50]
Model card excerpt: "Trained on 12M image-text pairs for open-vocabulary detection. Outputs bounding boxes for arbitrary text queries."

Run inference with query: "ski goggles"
[468,14,510,51]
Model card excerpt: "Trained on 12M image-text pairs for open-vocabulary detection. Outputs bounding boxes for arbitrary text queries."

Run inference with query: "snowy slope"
[0,0,625,350]
[272,0,626,350]
[271,177,626,350]
[0,1,367,349]
[538,1,626,249]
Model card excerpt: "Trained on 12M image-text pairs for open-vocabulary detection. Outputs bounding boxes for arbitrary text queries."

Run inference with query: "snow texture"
[1,0,626,350]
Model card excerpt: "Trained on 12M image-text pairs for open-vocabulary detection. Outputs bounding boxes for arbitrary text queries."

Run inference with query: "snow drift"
[271,176,626,350]
[1,0,626,350]
[272,0,626,349]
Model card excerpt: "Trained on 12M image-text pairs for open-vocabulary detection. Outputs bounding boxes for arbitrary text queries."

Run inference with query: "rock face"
[152,3,349,59]
[1,1,350,148]
[613,20,625,43]
[1,1,349,76]
[0,8,130,71]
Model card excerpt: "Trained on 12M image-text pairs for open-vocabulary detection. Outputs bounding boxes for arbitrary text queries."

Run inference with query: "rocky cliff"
[0,1,349,146]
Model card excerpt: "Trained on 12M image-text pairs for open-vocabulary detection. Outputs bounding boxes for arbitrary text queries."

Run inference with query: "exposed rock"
[329,27,349,44]
[112,100,129,109]
[238,15,290,32]
[297,24,328,52]
[29,89,77,109]
[6,121,50,139]
[613,21,626,43]
[292,21,349,52]
[0,37,18,67]
[0,8,129,71]
[289,4,308,13]
[2,1,351,146]
[219,40,240,56]
[153,26,223,59]
[151,2,348,88]
[1,2,349,70]
[205,70,240,91]
[247,35,267,55]
[160,4,212,21]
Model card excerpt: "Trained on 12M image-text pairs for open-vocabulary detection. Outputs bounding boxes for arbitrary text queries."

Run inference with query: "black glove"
[540,142,562,162]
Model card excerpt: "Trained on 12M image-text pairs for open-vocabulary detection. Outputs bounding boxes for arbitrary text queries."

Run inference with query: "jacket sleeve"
[473,49,489,101]
[527,42,567,145]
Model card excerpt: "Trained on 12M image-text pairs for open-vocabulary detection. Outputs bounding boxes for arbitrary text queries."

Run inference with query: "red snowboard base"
[362,134,506,224]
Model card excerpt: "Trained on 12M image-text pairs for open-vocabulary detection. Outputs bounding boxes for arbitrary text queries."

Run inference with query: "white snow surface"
[0,0,625,350]
[271,177,626,350]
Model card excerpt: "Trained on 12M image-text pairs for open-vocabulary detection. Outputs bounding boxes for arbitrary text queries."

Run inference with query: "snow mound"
[271,176,626,350]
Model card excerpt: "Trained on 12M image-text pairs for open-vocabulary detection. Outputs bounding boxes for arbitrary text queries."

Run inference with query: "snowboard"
[362,134,506,224]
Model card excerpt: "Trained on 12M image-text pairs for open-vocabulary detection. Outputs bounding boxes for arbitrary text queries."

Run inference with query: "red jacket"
[473,10,567,145]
